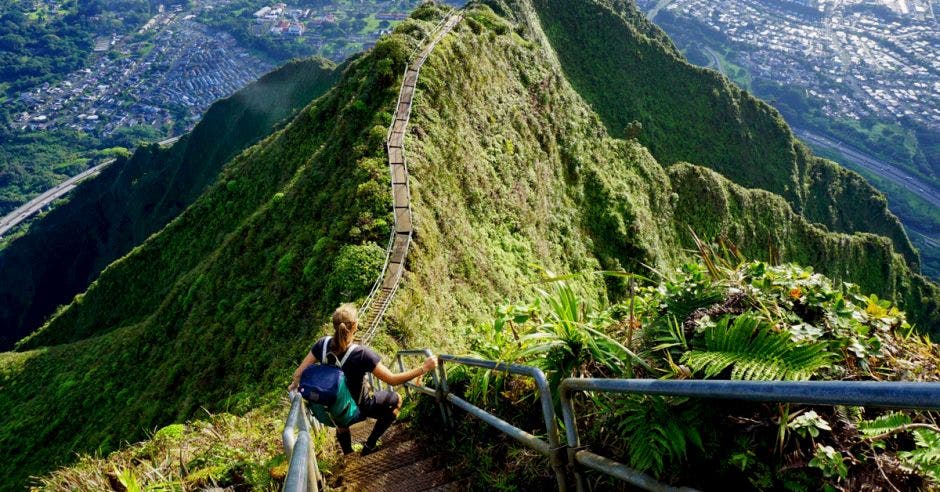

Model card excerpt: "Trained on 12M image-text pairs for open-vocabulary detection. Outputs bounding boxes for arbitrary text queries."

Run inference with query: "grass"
[2,1,938,489]
[33,403,294,491]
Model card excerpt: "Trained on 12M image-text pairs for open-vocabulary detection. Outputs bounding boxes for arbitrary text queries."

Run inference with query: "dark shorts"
[358,390,401,420]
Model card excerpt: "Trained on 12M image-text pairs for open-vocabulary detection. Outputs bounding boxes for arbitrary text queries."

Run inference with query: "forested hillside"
[519,0,920,270]
[1,1,937,489]
[0,57,338,350]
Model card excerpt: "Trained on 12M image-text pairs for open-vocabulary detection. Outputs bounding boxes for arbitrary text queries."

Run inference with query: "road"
[702,46,724,74]
[158,135,181,146]
[793,127,940,210]
[0,160,114,238]
[0,134,182,239]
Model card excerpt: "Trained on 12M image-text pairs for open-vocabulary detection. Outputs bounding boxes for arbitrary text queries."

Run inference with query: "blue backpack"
[299,337,362,427]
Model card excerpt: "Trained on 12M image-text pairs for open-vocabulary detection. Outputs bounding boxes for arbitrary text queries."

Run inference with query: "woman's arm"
[373,356,438,386]
[288,351,318,392]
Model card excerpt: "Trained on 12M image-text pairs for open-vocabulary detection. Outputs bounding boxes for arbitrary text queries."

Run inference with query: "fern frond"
[899,429,940,484]
[681,314,831,380]
[858,412,913,437]
[607,395,706,476]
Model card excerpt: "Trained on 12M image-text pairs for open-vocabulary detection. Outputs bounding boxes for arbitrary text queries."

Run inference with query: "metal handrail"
[282,392,323,492]
[396,349,451,424]
[405,353,569,491]
[559,379,940,492]
[359,11,460,345]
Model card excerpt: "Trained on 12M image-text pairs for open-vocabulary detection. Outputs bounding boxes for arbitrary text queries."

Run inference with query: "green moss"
[516,0,919,269]
[2,2,937,489]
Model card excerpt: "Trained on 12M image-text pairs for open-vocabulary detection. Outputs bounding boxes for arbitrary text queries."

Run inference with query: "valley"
[636,0,940,281]
[0,1,938,490]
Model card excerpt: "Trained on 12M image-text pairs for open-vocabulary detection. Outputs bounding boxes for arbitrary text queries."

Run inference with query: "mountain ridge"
[0,57,339,350]
[1,1,938,489]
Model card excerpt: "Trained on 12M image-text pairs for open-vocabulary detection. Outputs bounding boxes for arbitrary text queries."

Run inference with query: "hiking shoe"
[360,443,378,456]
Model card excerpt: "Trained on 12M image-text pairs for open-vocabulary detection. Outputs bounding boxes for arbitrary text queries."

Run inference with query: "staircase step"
[342,439,427,482]
[348,421,410,449]
[423,479,470,492]
[360,456,451,492]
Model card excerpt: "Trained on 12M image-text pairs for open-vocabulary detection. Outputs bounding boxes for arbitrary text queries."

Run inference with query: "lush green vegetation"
[4,1,938,489]
[34,404,296,490]
[811,144,940,281]
[0,125,163,216]
[0,57,338,351]
[521,0,920,270]
[437,254,939,490]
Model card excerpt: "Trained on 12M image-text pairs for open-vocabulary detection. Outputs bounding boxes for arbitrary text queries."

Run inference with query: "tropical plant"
[860,412,940,485]
[522,281,651,386]
[682,314,832,380]
[809,444,848,480]
[594,395,705,475]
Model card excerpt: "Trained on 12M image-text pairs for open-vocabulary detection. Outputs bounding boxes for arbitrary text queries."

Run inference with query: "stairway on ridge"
[328,419,466,491]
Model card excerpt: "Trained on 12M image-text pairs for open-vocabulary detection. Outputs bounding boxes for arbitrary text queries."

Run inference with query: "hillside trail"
[326,11,464,492]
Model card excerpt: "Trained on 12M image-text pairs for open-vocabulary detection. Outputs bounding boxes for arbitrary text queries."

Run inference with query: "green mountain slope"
[1,1,938,489]
[0,57,338,350]
[518,0,920,269]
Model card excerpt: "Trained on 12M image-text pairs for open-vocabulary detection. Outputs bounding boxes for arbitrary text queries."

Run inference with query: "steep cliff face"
[513,0,920,269]
[1,1,937,489]
[0,58,338,350]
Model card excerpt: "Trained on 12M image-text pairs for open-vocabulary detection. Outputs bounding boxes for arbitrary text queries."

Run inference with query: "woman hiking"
[288,303,437,455]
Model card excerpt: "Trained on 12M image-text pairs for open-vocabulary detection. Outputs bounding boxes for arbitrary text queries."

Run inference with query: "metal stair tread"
[357,456,452,492]
[342,438,427,478]
[422,478,470,492]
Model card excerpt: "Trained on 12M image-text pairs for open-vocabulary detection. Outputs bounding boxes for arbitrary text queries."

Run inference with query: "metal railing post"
[559,384,588,492]
[283,393,302,456]
[531,369,568,492]
[283,431,310,492]
[397,352,411,398]
[436,355,568,490]
[283,392,322,492]
[436,359,452,427]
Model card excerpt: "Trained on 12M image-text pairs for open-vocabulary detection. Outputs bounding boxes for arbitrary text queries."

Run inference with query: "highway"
[702,46,724,74]
[794,127,940,210]
[0,135,183,239]
[0,159,114,238]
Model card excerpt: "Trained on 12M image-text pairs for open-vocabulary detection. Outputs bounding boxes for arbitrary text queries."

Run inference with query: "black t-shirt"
[311,337,381,404]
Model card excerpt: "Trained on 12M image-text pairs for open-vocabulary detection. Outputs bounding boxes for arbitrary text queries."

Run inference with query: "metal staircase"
[356,12,462,346]
[283,10,462,492]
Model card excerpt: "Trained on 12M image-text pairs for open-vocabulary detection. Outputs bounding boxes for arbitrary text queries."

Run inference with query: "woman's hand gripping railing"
[396,352,569,492]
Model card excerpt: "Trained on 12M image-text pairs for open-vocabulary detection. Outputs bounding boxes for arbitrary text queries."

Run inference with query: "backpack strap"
[339,344,359,368]
[321,336,331,365]
[321,336,358,368]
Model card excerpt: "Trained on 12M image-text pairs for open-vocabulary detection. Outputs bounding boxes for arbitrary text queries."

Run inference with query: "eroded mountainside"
[2,1,938,489]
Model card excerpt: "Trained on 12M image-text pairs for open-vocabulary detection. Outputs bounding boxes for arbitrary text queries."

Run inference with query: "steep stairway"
[317,10,464,492]
[329,420,465,491]
[356,11,462,345]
